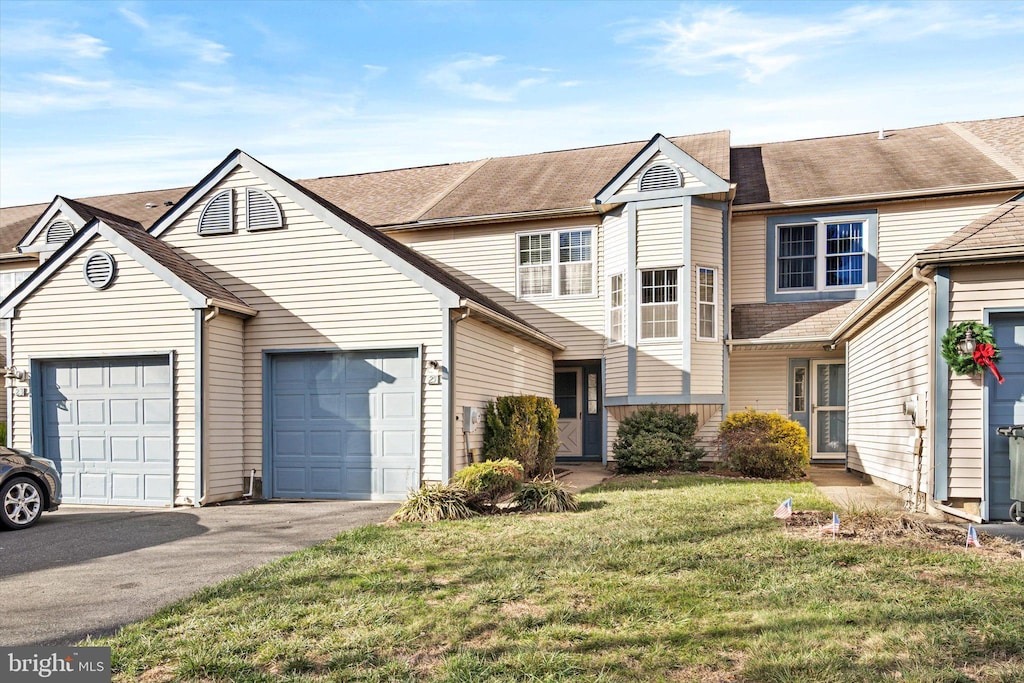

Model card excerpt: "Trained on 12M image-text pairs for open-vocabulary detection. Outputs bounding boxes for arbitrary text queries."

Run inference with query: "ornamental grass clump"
[612,405,702,473]
[513,478,579,513]
[389,483,476,523]
[718,409,809,479]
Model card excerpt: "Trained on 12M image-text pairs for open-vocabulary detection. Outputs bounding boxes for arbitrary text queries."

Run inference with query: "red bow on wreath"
[973,343,1005,384]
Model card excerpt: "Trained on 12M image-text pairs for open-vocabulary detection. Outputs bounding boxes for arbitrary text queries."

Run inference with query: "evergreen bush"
[612,406,702,473]
[718,409,809,479]
[482,396,559,478]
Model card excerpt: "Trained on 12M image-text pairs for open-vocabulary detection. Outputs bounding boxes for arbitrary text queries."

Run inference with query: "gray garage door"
[40,356,174,506]
[269,350,419,501]
[988,312,1024,521]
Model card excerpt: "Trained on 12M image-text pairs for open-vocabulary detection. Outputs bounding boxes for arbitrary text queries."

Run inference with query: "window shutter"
[245,188,283,231]
[197,189,234,235]
[638,164,683,192]
[45,219,76,244]
[83,251,116,289]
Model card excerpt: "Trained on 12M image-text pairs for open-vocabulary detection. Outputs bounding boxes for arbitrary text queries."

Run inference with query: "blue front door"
[987,312,1024,521]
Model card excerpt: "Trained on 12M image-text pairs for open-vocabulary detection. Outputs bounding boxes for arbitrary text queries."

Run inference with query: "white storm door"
[810,361,847,461]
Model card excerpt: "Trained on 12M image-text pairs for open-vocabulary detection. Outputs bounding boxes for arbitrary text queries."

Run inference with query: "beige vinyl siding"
[603,211,627,276]
[845,287,929,489]
[159,167,447,483]
[877,194,1015,282]
[9,233,196,503]
[729,212,766,305]
[618,152,707,195]
[731,193,1014,305]
[635,344,683,394]
[204,312,245,502]
[691,205,724,395]
[727,345,838,416]
[605,343,628,397]
[395,217,604,360]
[453,316,554,470]
[636,206,683,269]
[947,263,1024,498]
[728,347,790,414]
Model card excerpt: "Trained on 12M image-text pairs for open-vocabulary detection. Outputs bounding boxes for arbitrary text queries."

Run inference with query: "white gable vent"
[638,164,683,192]
[245,187,283,231]
[197,189,234,235]
[83,251,116,290]
[45,219,76,244]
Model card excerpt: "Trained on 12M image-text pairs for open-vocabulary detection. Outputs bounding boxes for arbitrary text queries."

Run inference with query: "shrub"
[612,406,701,473]
[514,478,579,513]
[482,395,559,478]
[453,458,524,504]
[718,409,809,479]
[390,483,476,523]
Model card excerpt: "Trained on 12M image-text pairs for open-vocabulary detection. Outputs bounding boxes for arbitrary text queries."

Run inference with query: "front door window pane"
[554,372,577,418]
[816,363,846,407]
[816,411,847,453]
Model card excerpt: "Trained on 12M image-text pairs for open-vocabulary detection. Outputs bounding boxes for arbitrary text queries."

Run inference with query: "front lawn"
[97,475,1024,682]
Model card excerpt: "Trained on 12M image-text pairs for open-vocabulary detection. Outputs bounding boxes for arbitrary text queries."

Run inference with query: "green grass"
[94,475,1024,682]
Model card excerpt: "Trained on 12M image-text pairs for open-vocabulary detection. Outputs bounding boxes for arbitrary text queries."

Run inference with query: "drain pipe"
[910,267,935,513]
[243,468,256,498]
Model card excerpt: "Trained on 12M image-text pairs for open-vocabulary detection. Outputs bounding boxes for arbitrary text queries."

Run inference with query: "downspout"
[194,306,219,507]
[909,267,934,514]
[444,308,469,482]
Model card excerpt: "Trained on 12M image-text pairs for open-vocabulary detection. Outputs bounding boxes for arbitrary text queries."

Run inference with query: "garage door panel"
[270,350,419,500]
[41,356,173,506]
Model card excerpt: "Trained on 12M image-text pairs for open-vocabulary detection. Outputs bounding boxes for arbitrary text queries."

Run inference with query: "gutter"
[460,299,565,352]
[733,181,1024,214]
[205,298,257,318]
[727,336,834,348]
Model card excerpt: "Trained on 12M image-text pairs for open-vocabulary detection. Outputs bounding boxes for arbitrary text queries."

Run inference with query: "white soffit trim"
[595,135,729,204]
[17,197,90,249]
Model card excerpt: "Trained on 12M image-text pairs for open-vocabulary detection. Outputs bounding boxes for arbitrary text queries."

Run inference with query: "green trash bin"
[996,425,1024,524]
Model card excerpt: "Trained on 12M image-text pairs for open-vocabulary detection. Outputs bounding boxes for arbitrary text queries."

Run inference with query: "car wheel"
[1,476,44,530]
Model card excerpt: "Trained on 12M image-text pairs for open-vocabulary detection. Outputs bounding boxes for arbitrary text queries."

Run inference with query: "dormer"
[17,196,94,263]
[595,134,730,205]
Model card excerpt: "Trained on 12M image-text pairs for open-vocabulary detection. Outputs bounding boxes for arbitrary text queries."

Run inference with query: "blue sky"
[1,0,1022,206]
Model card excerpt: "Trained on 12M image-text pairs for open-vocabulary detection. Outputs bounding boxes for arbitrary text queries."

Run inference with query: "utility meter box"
[462,406,482,433]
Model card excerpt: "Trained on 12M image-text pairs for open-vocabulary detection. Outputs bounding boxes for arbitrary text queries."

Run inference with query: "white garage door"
[39,356,174,506]
[268,350,420,501]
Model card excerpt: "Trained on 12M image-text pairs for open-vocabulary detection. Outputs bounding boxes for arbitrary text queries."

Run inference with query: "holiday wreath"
[940,321,1004,384]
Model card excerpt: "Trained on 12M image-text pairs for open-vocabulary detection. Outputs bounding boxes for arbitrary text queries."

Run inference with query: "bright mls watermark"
[2,648,110,682]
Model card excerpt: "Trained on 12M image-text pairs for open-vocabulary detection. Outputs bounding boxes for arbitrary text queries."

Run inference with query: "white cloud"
[0,22,110,60]
[623,2,1024,83]
[37,74,114,89]
[363,64,388,81]
[118,6,231,64]
[425,54,547,102]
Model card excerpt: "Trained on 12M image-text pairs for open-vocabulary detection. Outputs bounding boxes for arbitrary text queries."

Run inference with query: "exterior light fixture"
[957,328,977,356]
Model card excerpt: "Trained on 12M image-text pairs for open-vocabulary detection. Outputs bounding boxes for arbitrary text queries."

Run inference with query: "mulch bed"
[783,510,1024,560]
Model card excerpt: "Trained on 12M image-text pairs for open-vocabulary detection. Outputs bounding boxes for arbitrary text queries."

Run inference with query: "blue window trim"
[765,209,877,303]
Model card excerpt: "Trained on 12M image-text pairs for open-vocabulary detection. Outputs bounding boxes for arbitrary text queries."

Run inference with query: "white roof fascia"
[461,299,565,352]
[2,224,99,318]
[595,135,729,204]
[17,197,91,249]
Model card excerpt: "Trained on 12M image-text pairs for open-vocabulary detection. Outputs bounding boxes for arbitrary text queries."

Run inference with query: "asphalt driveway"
[0,499,396,646]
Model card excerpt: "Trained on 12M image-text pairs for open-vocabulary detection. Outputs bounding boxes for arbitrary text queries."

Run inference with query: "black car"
[1,447,61,530]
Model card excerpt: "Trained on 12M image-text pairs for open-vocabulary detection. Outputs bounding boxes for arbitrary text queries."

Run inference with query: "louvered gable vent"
[83,251,116,289]
[45,219,76,244]
[197,189,234,235]
[638,164,683,192]
[245,187,283,231]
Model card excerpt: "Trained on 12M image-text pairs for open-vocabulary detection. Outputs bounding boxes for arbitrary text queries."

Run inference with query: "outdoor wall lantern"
[957,328,977,356]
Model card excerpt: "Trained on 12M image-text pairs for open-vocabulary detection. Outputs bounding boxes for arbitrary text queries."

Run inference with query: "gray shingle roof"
[924,198,1024,254]
[732,300,861,341]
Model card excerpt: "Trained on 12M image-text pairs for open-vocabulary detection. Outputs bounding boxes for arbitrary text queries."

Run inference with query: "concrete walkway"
[806,464,905,511]
[557,462,612,490]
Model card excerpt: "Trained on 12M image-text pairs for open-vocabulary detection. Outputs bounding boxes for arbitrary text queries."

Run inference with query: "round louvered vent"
[83,251,116,290]
[45,219,76,244]
[197,189,234,235]
[638,164,683,192]
[245,187,283,231]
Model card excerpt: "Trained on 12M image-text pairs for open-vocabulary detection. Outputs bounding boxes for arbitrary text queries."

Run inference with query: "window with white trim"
[608,273,624,344]
[517,228,594,298]
[640,268,679,340]
[777,220,865,292]
[697,266,717,341]
[792,366,807,413]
